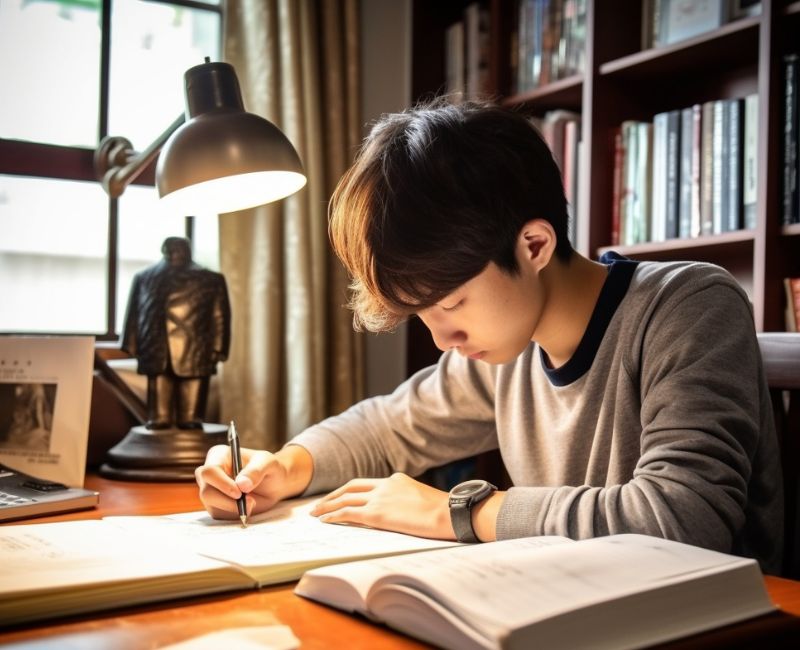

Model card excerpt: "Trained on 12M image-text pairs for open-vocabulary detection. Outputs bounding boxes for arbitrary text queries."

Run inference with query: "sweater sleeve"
[288,349,499,495]
[497,276,779,561]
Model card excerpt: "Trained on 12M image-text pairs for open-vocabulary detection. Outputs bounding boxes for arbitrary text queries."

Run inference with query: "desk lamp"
[94,58,306,481]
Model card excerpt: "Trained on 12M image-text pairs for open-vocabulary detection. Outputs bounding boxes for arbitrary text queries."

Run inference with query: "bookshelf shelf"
[598,230,755,261]
[599,16,760,83]
[502,74,583,113]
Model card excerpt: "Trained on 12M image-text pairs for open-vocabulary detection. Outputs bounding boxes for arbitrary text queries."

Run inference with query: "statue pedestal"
[99,423,228,482]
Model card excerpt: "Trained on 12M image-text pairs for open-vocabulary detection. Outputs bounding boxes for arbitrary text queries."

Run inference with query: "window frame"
[0,0,223,341]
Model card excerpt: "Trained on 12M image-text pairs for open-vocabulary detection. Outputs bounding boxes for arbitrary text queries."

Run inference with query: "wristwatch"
[448,479,497,543]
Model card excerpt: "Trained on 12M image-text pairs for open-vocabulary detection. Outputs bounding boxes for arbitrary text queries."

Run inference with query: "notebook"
[0,463,98,522]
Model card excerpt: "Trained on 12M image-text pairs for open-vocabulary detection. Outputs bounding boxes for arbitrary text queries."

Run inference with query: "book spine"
[720,99,730,231]
[712,100,724,234]
[516,0,530,93]
[784,54,799,225]
[622,120,639,245]
[691,103,703,237]
[445,22,465,100]
[464,3,490,100]
[641,0,655,50]
[651,112,668,243]
[743,93,759,229]
[679,106,694,238]
[564,118,580,247]
[636,122,653,244]
[701,101,715,235]
[535,0,549,87]
[665,109,681,240]
[611,126,623,246]
[727,98,744,231]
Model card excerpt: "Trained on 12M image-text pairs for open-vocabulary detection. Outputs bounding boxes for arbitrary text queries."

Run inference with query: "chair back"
[758,332,800,578]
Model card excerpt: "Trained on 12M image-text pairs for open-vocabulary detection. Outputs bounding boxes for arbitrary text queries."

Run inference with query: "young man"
[195,101,782,572]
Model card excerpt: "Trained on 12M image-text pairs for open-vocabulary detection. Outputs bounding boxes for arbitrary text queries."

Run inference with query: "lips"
[467,351,485,361]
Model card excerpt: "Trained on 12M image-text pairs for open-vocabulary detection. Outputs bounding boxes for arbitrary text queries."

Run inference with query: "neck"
[534,253,608,368]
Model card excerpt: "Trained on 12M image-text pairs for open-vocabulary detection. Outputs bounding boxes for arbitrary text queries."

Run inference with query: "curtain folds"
[220,0,364,449]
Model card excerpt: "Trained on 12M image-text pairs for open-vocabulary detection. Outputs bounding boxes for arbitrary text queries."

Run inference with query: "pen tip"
[240,514,247,527]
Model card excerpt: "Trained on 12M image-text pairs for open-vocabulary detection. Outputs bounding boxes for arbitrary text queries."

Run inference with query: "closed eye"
[441,299,463,312]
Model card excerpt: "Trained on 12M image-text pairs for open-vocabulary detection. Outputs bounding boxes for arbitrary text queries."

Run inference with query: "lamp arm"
[94,114,186,198]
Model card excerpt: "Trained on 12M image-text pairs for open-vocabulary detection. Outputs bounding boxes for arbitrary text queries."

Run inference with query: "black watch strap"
[448,480,497,543]
[450,498,478,543]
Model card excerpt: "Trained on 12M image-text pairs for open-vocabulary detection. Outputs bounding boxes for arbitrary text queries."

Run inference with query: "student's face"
[416,259,544,365]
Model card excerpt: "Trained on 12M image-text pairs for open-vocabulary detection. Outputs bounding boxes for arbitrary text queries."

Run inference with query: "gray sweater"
[291,257,783,573]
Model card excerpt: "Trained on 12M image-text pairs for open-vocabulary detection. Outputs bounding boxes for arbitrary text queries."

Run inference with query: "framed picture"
[657,0,729,47]
[0,336,94,486]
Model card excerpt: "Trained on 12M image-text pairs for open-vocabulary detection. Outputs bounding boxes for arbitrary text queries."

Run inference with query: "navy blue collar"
[540,252,638,386]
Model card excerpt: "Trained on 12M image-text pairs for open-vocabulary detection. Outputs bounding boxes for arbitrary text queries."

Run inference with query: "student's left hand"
[310,473,456,540]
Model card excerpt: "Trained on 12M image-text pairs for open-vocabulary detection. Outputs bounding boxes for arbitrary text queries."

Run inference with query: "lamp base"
[99,423,228,482]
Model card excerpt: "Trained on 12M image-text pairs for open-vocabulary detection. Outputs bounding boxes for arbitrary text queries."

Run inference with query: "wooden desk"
[1,476,799,649]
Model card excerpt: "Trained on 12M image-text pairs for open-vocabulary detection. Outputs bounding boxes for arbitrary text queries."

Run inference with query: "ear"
[516,219,556,272]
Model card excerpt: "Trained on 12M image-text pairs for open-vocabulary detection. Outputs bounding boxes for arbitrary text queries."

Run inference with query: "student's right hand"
[195,444,314,520]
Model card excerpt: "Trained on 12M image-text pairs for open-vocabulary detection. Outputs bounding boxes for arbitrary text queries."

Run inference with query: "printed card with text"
[0,336,94,486]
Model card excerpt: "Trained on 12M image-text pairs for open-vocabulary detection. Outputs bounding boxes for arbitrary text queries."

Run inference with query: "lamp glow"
[95,59,307,214]
[159,170,307,215]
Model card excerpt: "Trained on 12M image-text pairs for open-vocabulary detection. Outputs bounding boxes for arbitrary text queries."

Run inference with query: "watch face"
[450,480,489,498]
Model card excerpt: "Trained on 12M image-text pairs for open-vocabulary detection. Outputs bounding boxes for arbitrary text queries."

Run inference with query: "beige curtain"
[220,0,364,449]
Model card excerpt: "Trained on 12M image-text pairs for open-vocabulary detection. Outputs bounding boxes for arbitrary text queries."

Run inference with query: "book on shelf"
[711,99,729,234]
[0,497,459,626]
[786,277,800,333]
[464,2,491,100]
[651,112,668,242]
[700,100,715,235]
[296,533,775,650]
[743,93,759,229]
[611,93,754,245]
[690,101,704,236]
[651,109,680,242]
[445,3,492,103]
[636,121,653,244]
[621,120,639,246]
[445,21,465,100]
[616,120,652,246]
[541,109,580,174]
[678,105,695,238]
[513,0,586,95]
[727,97,744,231]
[563,118,580,247]
[784,53,799,226]
[611,126,624,246]
[654,0,729,48]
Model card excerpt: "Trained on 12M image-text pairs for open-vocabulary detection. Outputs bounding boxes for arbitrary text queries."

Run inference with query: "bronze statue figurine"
[121,237,231,430]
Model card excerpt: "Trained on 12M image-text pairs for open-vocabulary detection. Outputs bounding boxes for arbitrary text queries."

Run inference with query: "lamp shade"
[156,61,307,215]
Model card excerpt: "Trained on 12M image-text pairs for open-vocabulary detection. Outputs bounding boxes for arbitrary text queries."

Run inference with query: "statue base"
[99,423,228,482]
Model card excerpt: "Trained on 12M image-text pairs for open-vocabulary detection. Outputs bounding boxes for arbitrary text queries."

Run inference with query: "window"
[0,0,222,338]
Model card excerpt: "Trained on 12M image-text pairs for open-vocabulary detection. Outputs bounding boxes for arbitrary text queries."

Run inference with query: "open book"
[295,534,776,650]
[0,497,458,626]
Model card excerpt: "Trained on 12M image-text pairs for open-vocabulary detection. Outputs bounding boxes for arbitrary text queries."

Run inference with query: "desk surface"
[1,475,799,649]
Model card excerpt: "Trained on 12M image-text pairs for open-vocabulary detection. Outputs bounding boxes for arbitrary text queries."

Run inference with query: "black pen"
[228,420,247,527]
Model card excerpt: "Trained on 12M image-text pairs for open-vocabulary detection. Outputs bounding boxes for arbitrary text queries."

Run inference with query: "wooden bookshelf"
[501,73,583,112]
[410,0,800,346]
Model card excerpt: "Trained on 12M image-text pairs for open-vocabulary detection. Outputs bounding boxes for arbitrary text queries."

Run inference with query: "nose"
[418,312,467,352]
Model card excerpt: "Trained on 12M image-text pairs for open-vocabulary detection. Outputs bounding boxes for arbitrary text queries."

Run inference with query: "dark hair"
[329,99,572,331]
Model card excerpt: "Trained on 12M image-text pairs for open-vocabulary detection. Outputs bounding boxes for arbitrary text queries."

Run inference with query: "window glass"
[0,176,109,333]
[117,184,188,334]
[108,0,221,150]
[0,0,101,147]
